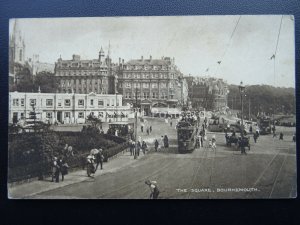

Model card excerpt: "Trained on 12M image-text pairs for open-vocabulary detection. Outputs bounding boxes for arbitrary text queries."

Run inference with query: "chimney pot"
[150,55,152,60]
[141,56,143,60]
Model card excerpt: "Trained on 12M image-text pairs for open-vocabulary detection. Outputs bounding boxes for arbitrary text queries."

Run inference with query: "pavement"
[8,150,149,199]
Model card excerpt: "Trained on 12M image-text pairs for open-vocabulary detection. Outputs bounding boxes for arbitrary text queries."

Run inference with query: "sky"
[10,15,295,87]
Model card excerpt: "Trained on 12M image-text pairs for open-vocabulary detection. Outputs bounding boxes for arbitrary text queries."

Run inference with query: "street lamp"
[238,81,245,136]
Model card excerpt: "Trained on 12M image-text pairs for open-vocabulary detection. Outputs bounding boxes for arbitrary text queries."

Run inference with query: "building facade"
[9,92,131,124]
[29,54,55,75]
[54,48,116,94]
[185,76,229,111]
[116,56,186,116]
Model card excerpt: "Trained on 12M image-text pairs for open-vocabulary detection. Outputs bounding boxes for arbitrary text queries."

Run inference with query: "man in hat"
[95,148,104,170]
[51,157,60,183]
[145,180,160,199]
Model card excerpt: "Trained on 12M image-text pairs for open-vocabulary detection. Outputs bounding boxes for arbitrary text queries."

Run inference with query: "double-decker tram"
[177,118,198,153]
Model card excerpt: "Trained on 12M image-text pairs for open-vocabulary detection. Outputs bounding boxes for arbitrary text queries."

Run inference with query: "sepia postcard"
[7,15,296,199]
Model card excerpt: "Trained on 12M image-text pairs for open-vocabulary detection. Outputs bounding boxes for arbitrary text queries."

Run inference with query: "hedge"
[8,130,128,183]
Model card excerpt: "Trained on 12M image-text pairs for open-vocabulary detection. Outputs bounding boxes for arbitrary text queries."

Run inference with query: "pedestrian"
[211,135,216,150]
[249,125,253,133]
[142,141,147,155]
[145,180,160,199]
[137,141,141,156]
[51,157,60,183]
[129,140,133,155]
[95,149,104,170]
[150,125,152,133]
[154,139,159,152]
[160,136,164,151]
[141,125,144,133]
[240,138,247,155]
[253,132,258,143]
[279,132,284,140]
[170,121,173,127]
[195,135,200,148]
[163,135,169,148]
[293,133,296,142]
[147,128,150,135]
[59,156,69,181]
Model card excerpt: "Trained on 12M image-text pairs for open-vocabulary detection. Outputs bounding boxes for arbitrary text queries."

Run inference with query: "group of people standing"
[51,156,69,183]
[154,135,169,152]
[129,139,148,157]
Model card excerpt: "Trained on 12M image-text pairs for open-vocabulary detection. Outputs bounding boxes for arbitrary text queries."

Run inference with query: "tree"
[86,114,102,128]
[33,71,59,93]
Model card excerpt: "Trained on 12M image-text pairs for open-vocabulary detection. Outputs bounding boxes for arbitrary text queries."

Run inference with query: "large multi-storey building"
[54,48,116,94]
[116,56,186,116]
[185,76,229,111]
[9,91,131,124]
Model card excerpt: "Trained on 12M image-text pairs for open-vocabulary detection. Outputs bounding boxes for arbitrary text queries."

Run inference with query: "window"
[78,99,84,106]
[125,83,131,88]
[151,83,158,88]
[90,99,94,106]
[111,99,115,106]
[107,100,110,106]
[152,92,158,99]
[143,83,149,88]
[46,99,53,107]
[20,99,25,106]
[98,100,104,107]
[78,112,84,118]
[13,99,19,106]
[169,82,174,88]
[58,101,62,107]
[164,74,168,78]
[65,112,70,118]
[19,49,22,61]
[136,74,140,78]
[143,92,149,99]
[161,92,167,99]
[46,112,53,119]
[125,93,131,99]
[30,99,36,106]
[20,113,24,119]
[145,74,149,79]
[64,99,71,107]
[134,83,140,88]
[98,112,104,118]
[160,83,167,88]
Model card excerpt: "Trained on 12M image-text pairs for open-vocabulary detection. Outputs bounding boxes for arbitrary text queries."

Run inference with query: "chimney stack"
[141,56,143,61]
[150,55,152,61]
[119,57,121,64]
[122,59,124,64]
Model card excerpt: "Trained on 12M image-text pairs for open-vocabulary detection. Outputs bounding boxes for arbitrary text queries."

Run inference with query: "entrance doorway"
[13,112,18,124]
[57,112,62,123]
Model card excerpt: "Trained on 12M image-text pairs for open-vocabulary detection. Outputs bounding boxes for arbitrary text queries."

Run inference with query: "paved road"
[31,119,296,199]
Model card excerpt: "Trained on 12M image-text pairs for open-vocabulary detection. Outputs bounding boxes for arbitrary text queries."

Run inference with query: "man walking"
[154,139,159,152]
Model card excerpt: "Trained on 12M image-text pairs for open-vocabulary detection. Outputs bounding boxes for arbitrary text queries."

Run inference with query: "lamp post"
[238,81,245,136]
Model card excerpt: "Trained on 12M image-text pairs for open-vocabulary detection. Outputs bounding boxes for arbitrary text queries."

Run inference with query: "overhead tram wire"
[270,15,283,120]
[213,15,242,77]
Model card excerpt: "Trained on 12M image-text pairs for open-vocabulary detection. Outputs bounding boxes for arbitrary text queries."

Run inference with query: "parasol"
[90,149,99,155]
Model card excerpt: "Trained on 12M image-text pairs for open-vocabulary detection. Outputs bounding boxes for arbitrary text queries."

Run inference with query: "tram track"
[187,145,210,199]
[246,141,293,198]
[95,159,175,198]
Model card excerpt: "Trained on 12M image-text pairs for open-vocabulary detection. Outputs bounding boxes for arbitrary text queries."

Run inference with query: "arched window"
[19,49,22,61]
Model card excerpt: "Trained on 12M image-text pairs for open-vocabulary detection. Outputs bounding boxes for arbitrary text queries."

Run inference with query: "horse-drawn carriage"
[225,134,250,150]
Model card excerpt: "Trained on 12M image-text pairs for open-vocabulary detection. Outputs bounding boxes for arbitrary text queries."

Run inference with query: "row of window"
[124,65,171,71]
[56,70,108,76]
[123,82,173,88]
[123,73,174,79]
[61,79,107,86]
[12,98,118,107]
[124,92,169,99]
